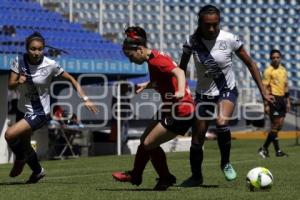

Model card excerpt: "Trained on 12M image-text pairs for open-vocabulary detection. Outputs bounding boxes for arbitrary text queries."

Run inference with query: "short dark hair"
[270,49,281,59]
[123,26,147,50]
[197,4,221,25]
[25,32,45,50]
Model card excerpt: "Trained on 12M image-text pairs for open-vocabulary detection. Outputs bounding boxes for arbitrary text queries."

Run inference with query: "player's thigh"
[140,120,159,143]
[216,99,235,125]
[271,116,285,129]
[143,122,177,150]
[5,119,32,140]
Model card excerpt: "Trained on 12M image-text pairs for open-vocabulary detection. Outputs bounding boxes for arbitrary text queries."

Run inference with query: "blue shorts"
[16,110,50,131]
[195,87,238,118]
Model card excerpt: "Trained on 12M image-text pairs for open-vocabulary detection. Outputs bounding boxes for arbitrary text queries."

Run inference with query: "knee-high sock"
[270,130,280,152]
[131,144,150,178]
[263,130,277,149]
[150,146,170,179]
[216,125,231,169]
[6,138,25,160]
[190,143,203,179]
[22,137,42,173]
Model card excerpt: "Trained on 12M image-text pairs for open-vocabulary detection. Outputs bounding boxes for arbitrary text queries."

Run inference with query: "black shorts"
[195,87,238,119]
[16,110,50,131]
[269,95,287,117]
[159,113,194,135]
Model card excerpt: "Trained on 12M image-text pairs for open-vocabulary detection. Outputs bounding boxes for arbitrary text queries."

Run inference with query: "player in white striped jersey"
[179,5,274,186]
[5,32,98,184]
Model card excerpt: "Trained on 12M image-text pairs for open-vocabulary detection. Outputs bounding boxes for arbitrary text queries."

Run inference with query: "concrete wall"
[0,74,8,135]
[0,74,12,164]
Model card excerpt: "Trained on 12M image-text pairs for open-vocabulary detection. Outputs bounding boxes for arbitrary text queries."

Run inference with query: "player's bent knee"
[216,121,229,127]
[142,139,155,151]
[192,134,205,145]
[4,129,14,141]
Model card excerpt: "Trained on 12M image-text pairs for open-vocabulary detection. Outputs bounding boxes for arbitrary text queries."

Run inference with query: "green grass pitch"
[0,139,299,200]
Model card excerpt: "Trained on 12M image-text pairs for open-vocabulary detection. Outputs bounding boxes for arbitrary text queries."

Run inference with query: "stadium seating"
[1,0,299,86]
[0,0,127,61]
[34,0,300,87]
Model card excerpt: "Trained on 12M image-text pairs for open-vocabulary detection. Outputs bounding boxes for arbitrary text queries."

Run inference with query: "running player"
[179,5,274,186]
[258,49,289,158]
[5,32,98,184]
[112,26,194,191]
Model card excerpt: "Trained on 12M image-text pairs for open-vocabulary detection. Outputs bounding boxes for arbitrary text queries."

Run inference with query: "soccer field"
[0,139,299,200]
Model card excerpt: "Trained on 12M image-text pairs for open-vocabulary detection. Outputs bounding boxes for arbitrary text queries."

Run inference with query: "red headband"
[126,31,139,40]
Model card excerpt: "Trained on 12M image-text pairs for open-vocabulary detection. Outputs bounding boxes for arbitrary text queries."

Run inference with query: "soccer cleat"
[222,163,237,181]
[9,160,26,177]
[258,147,269,159]
[275,150,288,157]
[112,171,142,186]
[26,168,46,184]
[153,174,176,191]
[179,175,203,187]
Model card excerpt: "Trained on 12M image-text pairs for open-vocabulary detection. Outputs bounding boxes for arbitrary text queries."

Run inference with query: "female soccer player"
[258,49,289,158]
[5,32,98,184]
[179,5,274,186]
[112,26,195,190]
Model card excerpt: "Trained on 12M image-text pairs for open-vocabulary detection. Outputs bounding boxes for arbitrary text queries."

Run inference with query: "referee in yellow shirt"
[258,49,290,158]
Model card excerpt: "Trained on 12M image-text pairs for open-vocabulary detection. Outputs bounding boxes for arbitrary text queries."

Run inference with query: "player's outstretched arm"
[59,71,98,113]
[235,46,274,104]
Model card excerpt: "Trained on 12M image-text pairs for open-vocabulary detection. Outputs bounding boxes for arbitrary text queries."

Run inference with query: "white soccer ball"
[246,167,273,191]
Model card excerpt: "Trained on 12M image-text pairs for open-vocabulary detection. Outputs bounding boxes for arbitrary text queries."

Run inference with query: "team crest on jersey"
[40,69,49,76]
[219,41,227,50]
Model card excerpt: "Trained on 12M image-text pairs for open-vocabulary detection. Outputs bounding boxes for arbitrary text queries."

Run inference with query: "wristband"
[82,96,89,101]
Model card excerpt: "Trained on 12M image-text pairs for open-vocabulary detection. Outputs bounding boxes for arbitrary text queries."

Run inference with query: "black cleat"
[258,147,269,158]
[153,174,176,191]
[179,175,203,187]
[26,168,46,184]
[276,150,288,157]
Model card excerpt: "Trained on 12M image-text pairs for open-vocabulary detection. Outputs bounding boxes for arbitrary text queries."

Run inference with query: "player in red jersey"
[112,26,195,191]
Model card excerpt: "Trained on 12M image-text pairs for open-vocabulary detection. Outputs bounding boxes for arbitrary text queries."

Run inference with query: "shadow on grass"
[43,180,79,185]
[0,181,26,186]
[96,184,219,191]
[0,180,79,186]
[198,184,219,188]
[96,188,154,192]
[175,184,219,188]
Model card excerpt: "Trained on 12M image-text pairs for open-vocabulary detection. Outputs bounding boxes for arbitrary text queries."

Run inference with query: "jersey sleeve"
[53,61,64,77]
[182,36,193,55]
[262,67,271,86]
[10,57,19,74]
[230,34,243,51]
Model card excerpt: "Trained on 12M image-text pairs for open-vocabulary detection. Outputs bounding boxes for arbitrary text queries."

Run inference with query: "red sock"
[149,146,171,179]
[131,144,150,178]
